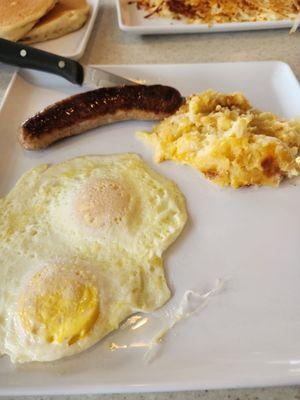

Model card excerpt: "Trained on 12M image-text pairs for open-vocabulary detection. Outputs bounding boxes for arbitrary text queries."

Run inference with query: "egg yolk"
[75,179,130,228]
[19,267,99,345]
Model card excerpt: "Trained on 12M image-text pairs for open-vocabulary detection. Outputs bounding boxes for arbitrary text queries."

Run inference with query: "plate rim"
[0,377,299,396]
[68,0,101,60]
[1,60,298,107]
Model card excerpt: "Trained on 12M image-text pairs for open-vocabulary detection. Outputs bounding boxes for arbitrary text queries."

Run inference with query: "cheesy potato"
[138,90,300,188]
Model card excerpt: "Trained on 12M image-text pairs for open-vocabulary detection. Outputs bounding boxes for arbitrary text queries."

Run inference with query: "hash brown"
[133,0,300,25]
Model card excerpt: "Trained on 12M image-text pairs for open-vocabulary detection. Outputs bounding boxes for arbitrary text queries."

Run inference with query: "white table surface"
[0,1,299,398]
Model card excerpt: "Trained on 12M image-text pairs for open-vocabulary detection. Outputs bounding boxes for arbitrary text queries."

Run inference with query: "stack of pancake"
[0,0,90,44]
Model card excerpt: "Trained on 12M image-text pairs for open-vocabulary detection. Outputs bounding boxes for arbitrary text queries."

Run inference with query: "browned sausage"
[20,84,183,150]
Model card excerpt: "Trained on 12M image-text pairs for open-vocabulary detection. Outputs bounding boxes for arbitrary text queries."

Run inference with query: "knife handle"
[0,38,84,85]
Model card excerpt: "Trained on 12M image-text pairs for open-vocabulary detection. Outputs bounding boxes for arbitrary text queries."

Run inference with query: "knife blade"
[83,65,139,87]
[0,38,138,87]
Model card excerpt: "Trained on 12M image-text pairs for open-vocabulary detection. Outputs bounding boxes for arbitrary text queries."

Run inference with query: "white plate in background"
[0,62,300,394]
[116,0,294,34]
[31,0,101,60]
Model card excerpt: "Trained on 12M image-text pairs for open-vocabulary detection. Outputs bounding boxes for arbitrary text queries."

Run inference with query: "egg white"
[0,153,187,363]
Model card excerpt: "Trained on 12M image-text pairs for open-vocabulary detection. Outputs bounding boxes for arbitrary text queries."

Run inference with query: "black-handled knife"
[0,38,138,87]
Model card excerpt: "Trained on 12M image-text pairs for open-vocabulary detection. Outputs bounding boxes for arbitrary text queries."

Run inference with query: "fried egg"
[138,90,300,188]
[0,154,187,363]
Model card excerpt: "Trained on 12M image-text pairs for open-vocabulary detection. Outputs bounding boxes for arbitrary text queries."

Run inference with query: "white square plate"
[0,62,300,395]
[116,0,294,34]
[31,0,100,60]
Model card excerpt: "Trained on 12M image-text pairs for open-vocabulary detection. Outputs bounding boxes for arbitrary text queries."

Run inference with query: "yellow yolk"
[19,267,99,345]
[75,179,130,228]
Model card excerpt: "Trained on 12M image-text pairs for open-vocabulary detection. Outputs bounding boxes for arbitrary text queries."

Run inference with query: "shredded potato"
[132,0,300,25]
[138,90,300,188]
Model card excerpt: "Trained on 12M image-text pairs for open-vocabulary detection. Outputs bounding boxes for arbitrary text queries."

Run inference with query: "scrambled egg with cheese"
[138,90,300,188]
[134,0,300,26]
